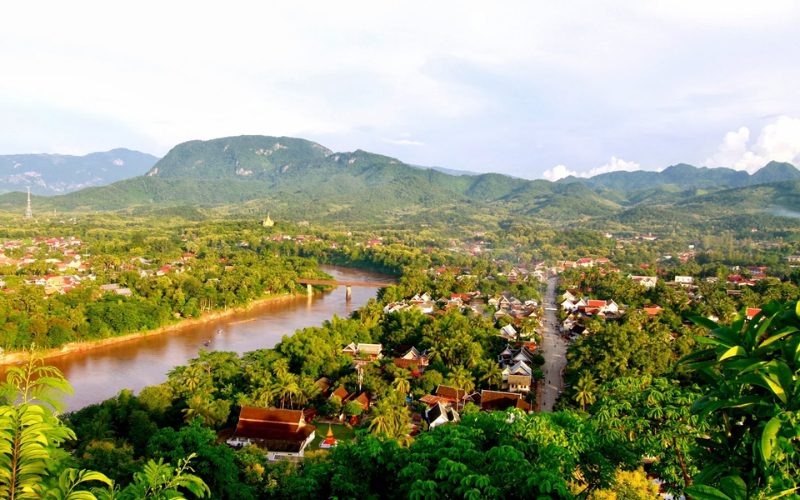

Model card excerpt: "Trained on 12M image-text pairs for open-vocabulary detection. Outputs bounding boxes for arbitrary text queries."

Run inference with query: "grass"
[309,420,358,450]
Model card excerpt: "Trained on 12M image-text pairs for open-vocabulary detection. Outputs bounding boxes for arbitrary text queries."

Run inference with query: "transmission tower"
[25,187,33,219]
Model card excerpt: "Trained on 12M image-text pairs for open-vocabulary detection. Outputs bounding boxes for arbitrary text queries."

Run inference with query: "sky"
[1,1,799,180]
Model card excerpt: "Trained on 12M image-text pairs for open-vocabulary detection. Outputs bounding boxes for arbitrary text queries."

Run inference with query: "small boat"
[203,340,211,347]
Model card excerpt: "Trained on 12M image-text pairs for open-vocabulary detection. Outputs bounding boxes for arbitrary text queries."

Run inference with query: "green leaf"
[761,417,780,462]
[718,345,746,361]
[795,300,800,319]
[758,327,798,348]
[690,315,721,330]
[686,484,733,500]
[760,373,788,404]
[718,476,747,500]
[695,335,733,348]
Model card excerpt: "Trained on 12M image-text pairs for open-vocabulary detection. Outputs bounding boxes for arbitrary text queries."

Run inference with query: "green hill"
[3,135,799,230]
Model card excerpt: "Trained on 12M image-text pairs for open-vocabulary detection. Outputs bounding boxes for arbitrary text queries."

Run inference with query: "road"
[539,275,567,412]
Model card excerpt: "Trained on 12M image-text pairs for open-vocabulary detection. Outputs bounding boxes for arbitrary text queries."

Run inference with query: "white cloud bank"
[542,156,641,181]
[705,116,800,173]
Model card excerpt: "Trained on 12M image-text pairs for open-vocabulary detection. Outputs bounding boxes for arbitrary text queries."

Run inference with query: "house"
[420,385,466,408]
[498,324,517,340]
[315,377,331,395]
[226,407,316,461]
[497,346,515,364]
[642,305,663,317]
[346,392,371,412]
[630,275,658,288]
[505,361,533,393]
[480,390,532,412]
[341,343,383,361]
[674,276,694,286]
[393,346,429,369]
[329,386,349,402]
[425,402,459,429]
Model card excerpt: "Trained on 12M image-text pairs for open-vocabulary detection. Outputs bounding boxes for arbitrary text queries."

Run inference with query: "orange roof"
[330,386,348,400]
[746,308,762,319]
[642,305,663,316]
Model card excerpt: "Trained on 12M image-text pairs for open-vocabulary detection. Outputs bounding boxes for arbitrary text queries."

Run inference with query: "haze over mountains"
[2,135,799,226]
[0,149,159,195]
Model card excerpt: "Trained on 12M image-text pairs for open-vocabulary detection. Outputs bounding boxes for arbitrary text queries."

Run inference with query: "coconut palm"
[573,371,598,411]
[392,373,411,396]
[368,391,411,443]
[480,362,503,390]
[446,366,475,394]
[275,373,301,409]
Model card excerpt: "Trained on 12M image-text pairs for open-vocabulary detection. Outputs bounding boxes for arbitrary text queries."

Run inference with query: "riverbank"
[0,291,310,366]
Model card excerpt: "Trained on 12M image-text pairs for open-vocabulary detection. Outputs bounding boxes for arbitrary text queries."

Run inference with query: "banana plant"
[681,300,800,499]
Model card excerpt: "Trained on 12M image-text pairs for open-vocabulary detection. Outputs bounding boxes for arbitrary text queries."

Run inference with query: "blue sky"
[1,1,799,179]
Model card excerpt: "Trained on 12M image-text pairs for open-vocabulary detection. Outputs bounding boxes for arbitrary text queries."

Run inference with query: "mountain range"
[1,135,799,230]
[0,149,159,195]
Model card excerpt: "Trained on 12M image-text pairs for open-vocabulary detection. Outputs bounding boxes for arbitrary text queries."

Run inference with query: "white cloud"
[583,156,641,177]
[383,138,425,146]
[542,156,640,181]
[705,116,800,172]
[542,164,578,181]
[1,1,799,177]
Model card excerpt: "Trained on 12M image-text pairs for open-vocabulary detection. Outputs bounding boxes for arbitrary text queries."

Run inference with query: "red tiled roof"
[435,385,465,402]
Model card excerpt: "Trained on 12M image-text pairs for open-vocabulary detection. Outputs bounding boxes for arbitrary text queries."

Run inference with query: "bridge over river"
[297,278,395,300]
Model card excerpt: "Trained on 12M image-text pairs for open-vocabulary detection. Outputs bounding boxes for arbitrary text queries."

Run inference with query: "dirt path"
[540,275,567,412]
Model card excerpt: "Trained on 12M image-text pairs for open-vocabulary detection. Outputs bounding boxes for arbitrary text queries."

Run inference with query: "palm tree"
[271,358,290,379]
[446,366,475,394]
[296,376,322,407]
[252,382,277,407]
[275,373,300,409]
[392,374,411,396]
[369,391,411,443]
[573,371,598,411]
[480,362,503,390]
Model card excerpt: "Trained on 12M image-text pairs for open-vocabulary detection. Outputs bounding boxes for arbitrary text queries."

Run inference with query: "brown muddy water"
[17,266,390,410]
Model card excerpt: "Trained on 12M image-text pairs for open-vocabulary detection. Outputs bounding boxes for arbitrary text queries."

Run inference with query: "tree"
[479,362,503,390]
[573,371,597,411]
[104,454,210,500]
[445,365,475,402]
[588,468,660,500]
[392,374,411,396]
[368,391,411,444]
[343,401,364,419]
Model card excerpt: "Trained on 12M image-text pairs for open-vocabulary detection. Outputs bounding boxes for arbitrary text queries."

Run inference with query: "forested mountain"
[1,135,798,228]
[0,149,158,195]
[566,161,800,193]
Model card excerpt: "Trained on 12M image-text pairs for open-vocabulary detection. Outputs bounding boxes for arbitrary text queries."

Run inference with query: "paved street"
[540,275,567,412]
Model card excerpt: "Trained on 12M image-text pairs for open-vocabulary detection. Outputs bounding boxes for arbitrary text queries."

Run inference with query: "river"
[39,266,390,410]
